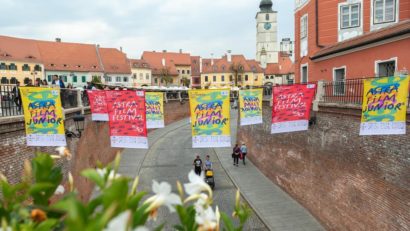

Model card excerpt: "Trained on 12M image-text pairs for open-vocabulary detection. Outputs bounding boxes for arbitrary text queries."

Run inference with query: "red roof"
[202,55,264,74]
[99,48,131,74]
[129,59,150,69]
[37,40,103,72]
[142,51,191,76]
[311,19,410,60]
[265,54,294,75]
[0,35,42,63]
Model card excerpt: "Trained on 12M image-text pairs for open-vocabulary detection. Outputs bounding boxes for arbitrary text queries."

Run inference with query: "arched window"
[24,77,30,84]
[34,65,42,71]
[266,14,270,20]
[1,77,9,84]
[10,77,17,84]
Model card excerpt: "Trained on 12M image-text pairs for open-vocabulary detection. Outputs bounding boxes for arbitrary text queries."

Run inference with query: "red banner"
[271,84,316,134]
[106,90,148,149]
[87,90,109,121]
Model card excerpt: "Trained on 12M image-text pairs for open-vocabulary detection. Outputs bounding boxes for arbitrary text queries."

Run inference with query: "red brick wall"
[0,101,190,201]
[237,103,410,230]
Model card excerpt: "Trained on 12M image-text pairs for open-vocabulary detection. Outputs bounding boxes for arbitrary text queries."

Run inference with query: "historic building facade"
[256,0,279,68]
[294,0,410,83]
[129,59,152,87]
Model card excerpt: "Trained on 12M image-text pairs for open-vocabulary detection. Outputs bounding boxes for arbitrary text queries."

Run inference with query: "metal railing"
[0,84,86,117]
[323,77,410,107]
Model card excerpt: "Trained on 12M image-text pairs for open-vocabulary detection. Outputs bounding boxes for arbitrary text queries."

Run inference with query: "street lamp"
[65,114,85,138]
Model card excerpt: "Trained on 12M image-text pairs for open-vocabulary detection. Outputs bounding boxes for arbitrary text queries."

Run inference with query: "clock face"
[264,22,271,30]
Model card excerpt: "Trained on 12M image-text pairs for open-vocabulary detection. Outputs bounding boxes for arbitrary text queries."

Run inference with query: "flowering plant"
[0,152,251,230]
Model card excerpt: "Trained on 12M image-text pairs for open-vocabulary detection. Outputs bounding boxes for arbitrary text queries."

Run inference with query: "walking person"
[193,155,203,176]
[67,83,75,107]
[204,155,213,171]
[232,144,241,166]
[240,142,248,165]
[12,81,22,112]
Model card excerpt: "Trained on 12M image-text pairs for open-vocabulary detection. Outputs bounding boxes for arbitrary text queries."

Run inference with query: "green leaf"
[127,192,146,211]
[34,219,59,231]
[52,196,87,230]
[81,169,104,189]
[220,212,235,231]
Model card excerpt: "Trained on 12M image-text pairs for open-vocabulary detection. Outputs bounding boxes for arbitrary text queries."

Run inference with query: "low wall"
[237,102,410,231]
[0,100,190,201]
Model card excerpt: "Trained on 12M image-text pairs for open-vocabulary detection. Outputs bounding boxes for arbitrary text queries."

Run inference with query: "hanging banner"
[20,87,66,146]
[87,90,109,121]
[360,76,409,135]
[271,84,316,134]
[106,90,148,149]
[145,92,165,128]
[189,89,231,148]
[239,89,263,126]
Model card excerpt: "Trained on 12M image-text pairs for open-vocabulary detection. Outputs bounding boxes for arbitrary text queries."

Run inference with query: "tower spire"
[259,0,273,12]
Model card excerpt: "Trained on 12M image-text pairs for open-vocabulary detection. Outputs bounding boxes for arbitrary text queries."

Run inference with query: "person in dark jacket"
[232,144,241,166]
[12,81,22,111]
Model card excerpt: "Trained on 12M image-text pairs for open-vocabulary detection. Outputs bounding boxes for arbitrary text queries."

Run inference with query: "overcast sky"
[0,0,294,59]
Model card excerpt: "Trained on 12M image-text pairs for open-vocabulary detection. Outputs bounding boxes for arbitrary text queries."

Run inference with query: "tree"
[181,77,190,87]
[230,62,245,87]
[159,67,173,86]
[91,76,103,89]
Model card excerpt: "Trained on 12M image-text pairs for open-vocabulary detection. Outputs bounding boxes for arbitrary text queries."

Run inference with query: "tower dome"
[259,0,273,12]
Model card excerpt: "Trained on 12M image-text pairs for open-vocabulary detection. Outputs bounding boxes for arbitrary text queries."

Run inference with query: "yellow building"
[129,59,152,87]
[200,55,264,89]
[0,35,45,85]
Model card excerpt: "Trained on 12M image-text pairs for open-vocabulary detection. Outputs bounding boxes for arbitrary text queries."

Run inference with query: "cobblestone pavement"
[119,121,268,230]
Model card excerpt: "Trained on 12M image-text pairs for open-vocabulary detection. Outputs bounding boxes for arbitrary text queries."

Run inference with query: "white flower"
[195,206,220,231]
[96,168,121,181]
[54,147,72,160]
[133,227,149,231]
[184,170,212,197]
[144,181,181,218]
[54,185,65,195]
[105,210,130,231]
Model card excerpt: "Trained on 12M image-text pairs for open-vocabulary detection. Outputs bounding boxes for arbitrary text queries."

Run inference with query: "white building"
[256,0,279,68]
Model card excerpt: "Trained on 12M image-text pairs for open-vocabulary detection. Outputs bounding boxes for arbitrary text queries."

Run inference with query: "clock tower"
[256,0,278,68]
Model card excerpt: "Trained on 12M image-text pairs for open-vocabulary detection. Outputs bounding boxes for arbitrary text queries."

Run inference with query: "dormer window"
[76,65,82,68]
[26,55,35,59]
[63,64,68,67]
[50,64,55,67]
[92,65,97,69]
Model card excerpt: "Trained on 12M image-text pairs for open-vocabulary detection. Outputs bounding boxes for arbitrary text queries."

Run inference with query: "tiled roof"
[0,35,42,63]
[37,40,103,72]
[311,19,410,60]
[129,59,150,69]
[141,51,191,76]
[99,48,131,74]
[202,55,264,74]
[265,54,294,75]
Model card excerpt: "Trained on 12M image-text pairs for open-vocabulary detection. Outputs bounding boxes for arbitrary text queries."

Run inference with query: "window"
[161,79,164,84]
[0,63,7,70]
[22,64,30,71]
[187,70,190,74]
[374,0,396,24]
[116,77,122,82]
[1,77,8,84]
[340,4,360,28]
[205,76,208,82]
[73,76,77,83]
[182,70,185,74]
[123,77,129,82]
[213,76,216,82]
[178,70,180,73]
[265,76,269,79]
[377,60,396,77]
[62,76,67,82]
[229,75,233,81]
[238,75,242,81]
[146,73,150,80]
[34,65,42,71]
[154,78,158,84]
[82,76,86,83]
[140,73,143,80]
[270,76,274,79]
[24,78,30,85]
[300,15,308,39]
[333,68,346,95]
[266,14,270,20]
[9,63,17,71]
[245,75,249,81]
[106,76,112,82]
[10,77,17,84]
[133,74,137,79]
[301,65,308,83]
[221,75,225,81]
[48,75,52,82]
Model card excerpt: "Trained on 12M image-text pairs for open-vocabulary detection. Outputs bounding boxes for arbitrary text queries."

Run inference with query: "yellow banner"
[189,89,231,148]
[145,92,165,128]
[360,76,409,135]
[20,87,66,146]
[239,89,263,126]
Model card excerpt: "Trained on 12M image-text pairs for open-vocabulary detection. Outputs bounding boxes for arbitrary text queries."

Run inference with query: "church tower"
[256,0,278,68]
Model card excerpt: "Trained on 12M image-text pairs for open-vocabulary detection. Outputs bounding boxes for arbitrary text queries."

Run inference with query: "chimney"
[211,53,214,66]
[227,50,232,62]
[55,38,61,42]
[120,47,123,52]
[162,50,167,53]
[96,44,100,48]
[162,58,166,67]
[179,49,182,53]
[199,58,203,73]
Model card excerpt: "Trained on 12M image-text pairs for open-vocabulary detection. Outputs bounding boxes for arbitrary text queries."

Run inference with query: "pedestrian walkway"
[212,111,324,231]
